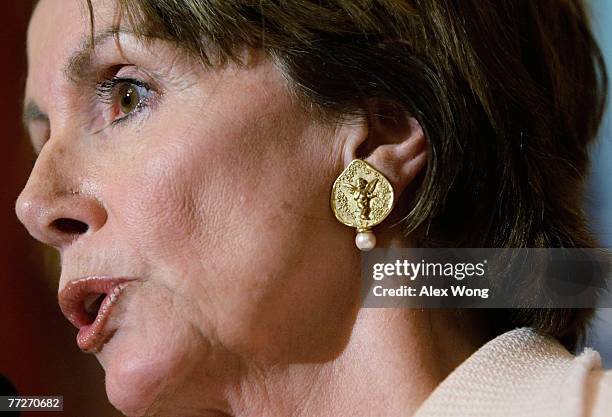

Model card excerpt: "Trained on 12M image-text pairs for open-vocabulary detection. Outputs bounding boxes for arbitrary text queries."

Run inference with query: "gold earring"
[330,159,394,251]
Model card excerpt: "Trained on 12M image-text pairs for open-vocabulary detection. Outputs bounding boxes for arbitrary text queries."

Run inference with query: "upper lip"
[58,276,136,351]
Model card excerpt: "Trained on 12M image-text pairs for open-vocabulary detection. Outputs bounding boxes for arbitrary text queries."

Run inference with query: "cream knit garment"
[413,327,611,417]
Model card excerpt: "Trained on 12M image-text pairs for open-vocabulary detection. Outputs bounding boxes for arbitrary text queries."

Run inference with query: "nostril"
[50,218,89,235]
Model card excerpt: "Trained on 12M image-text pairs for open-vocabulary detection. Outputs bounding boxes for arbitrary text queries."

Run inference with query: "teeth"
[82,284,128,319]
[108,285,126,304]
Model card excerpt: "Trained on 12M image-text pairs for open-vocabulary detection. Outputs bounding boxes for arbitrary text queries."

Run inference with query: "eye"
[95,76,154,126]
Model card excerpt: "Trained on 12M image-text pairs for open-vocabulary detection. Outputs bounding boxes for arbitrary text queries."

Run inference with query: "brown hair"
[88,0,607,349]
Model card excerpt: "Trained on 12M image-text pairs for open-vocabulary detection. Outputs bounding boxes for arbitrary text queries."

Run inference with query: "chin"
[101,331,188,417]
[100,317,212,417]
[104,353,169,416]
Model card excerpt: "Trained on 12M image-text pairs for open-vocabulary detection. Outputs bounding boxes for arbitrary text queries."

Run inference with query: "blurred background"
[1,1,611,417]
[586,1,612,368]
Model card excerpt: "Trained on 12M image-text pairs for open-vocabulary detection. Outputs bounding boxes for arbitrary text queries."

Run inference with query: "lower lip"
[77,282,131,352]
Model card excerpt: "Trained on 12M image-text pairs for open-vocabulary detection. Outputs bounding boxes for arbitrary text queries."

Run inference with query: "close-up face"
[12,0,612,416]
[17,0,366,414]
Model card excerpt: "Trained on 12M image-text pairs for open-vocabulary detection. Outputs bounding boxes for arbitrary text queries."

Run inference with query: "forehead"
[26,0,116,103]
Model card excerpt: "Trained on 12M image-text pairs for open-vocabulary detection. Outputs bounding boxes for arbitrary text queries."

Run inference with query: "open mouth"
[58,277,136,352]
[84,293,107,319]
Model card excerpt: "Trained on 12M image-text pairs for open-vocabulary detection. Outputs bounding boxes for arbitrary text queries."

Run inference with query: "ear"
[340,100,427,200]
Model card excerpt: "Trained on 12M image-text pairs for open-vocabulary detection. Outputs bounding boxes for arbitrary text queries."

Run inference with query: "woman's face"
[18,0,361,414]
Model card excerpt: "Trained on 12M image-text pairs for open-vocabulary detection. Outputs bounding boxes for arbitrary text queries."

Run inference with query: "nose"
[15,150,107,250]
[16,192,107,249]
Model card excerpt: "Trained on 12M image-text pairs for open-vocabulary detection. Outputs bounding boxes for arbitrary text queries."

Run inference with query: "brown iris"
[118,83,140,115]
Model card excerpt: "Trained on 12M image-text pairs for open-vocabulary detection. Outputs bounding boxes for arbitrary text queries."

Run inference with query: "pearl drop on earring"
[355,230,376,251]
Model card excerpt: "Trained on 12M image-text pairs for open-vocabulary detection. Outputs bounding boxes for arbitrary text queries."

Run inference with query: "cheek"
[103,76,360,365]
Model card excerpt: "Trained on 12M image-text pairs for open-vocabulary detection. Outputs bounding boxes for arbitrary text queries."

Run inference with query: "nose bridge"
[16,134,107,249]
[21,137,66,200]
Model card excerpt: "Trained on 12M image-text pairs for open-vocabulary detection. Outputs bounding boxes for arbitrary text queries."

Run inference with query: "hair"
[84,0,607,349]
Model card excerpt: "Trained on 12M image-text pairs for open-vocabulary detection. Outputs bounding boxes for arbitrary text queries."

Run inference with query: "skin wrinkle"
[17,1,484,416]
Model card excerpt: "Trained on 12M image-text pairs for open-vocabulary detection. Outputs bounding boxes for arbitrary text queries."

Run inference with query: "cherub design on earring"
[330,159,394,251]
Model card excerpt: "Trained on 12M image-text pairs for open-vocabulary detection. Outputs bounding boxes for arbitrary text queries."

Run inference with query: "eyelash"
[95,76,153,127]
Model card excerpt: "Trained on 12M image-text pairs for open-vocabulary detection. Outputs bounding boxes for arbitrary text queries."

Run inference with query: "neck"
[230,308,488,417]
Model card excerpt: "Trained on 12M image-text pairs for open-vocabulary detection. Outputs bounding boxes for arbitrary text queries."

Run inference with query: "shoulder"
[414,328,608,417]
[587,369,612,417]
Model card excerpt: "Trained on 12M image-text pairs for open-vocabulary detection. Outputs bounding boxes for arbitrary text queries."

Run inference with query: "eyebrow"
[22,26,133,130]
[64,26,131,83]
